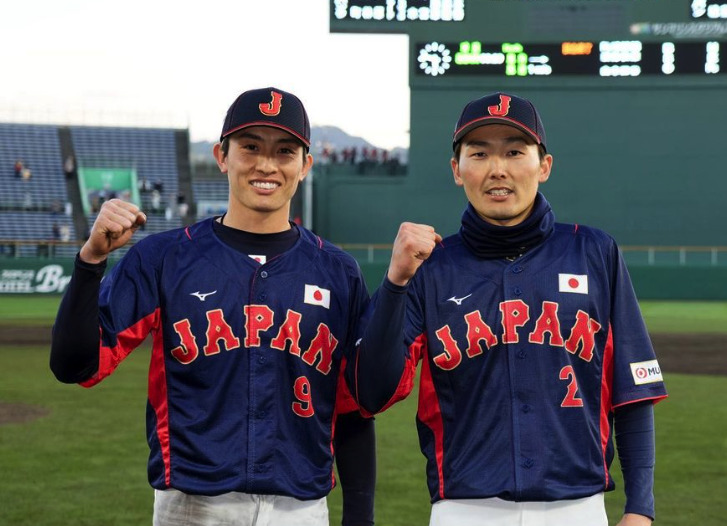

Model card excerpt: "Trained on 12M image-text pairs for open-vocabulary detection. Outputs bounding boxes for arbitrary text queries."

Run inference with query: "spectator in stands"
[176,192,188,218]
[50,223,61,258]
[153,178,164,193]
[319,145,331,174]
[60,224,71,242]
[21,165,32,181]
[150,189,161,212]
[64,155,77,179]
[14,159,24,178]
[51,199,63,215]
[90,192,101,213]
[138,176,151,193]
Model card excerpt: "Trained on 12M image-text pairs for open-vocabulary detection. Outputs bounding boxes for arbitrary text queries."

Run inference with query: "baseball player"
[351,92,667,525]
[50,87,375,526]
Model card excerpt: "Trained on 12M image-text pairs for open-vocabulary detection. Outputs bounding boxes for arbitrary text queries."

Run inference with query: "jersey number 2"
[559,366,584,407]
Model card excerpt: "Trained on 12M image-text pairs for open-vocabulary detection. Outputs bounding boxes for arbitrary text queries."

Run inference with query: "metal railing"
[338,244,727,266]
[2,239,727,267]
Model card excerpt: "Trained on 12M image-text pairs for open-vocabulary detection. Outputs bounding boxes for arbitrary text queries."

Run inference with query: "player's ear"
[538,153,553,183]
[213,142,228,174]
[451,157,464,187]
[299,152,314,182]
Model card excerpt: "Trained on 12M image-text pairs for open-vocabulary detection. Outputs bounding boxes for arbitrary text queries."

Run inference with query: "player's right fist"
[80,199,147,264]
[387,222,442,286]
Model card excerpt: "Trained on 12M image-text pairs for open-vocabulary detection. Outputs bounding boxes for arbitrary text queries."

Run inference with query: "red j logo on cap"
[488,95,511,117]
[259,91,283,116]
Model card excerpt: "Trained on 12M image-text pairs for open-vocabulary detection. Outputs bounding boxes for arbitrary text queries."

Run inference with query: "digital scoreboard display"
[332,0,464,22]
[691,0,727,19]
[416,40,723,77]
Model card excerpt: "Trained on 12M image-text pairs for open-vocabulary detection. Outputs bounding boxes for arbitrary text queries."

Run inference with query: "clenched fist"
[387,222,442,286]
[80,199,147,264]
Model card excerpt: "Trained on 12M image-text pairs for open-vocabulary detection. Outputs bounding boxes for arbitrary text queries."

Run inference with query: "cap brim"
[453,116,543,150]
[221,121,310,147]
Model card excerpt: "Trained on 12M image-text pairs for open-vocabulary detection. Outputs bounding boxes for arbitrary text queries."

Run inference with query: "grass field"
[1,296,725,525]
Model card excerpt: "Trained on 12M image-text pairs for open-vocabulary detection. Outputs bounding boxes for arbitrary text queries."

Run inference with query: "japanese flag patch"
[630,360,663,385]
[304,284,330,309]
[558,273,588,294]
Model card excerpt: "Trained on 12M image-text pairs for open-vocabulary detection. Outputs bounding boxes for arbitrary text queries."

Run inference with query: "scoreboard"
[324,0,727,250]
[331,0,465,23]
[416,40,723,77]
[691,0,727,19]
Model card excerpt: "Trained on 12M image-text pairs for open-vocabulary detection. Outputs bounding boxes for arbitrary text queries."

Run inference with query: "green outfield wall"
[318,0,727,265]
[2,258,726,300]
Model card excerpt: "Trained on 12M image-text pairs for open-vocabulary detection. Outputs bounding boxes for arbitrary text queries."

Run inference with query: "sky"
[0,0,410,150]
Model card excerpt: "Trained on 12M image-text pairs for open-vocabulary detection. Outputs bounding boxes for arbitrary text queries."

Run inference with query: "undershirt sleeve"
[355,277,410,414]
[614,400,656,520]
[49,254,106,383]
[335,411,376,526]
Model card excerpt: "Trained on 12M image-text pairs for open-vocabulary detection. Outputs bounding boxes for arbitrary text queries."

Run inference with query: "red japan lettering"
[270,309,303,356]
[500,299,530,344]
[301,323,338,375]
[292,376,314,417]
[528,301,565,346]
[433,325,463,370]
[203,309,241,355]
[244,305,274,347]
[171,319,199,364]
[464,311,498,357]
[564,310,602,362]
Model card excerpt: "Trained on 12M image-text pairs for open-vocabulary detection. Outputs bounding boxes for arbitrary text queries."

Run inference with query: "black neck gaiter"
[459,192,555,259]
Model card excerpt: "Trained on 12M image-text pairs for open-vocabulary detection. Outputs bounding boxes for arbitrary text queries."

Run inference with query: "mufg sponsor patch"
[630,360,663,385]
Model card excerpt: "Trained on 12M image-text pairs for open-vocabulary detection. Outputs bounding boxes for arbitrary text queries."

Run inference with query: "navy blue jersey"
[379,223,666,502]
[81,218,369,499]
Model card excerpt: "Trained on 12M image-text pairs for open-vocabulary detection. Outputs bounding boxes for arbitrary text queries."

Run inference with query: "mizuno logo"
[447,294,472,306]
[190,290,217,301]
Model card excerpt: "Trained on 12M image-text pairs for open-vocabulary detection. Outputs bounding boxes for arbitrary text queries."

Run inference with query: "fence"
[339,244,727,267]
[2,240,727,267]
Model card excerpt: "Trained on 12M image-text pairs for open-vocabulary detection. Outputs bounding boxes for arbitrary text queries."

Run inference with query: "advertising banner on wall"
[0,260,75,294]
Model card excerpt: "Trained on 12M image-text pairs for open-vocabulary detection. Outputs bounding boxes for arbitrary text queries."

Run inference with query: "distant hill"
[190,125,408,164]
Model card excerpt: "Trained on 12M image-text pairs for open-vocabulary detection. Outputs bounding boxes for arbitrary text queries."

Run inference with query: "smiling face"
[451,124,553,227]
[213,126,313,232]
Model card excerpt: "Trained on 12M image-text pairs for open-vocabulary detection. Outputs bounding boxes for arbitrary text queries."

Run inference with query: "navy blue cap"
[220,87,310,147]
[453,92,546,151]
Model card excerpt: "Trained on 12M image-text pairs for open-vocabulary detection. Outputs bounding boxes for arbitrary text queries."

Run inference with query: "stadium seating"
[0,123,68,210]
[192,180,228,201]
[0,211,77,258]
[0,123,186,257]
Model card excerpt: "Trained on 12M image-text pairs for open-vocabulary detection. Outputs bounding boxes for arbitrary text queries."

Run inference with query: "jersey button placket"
[504,262,530,496]
[249,267,271,484]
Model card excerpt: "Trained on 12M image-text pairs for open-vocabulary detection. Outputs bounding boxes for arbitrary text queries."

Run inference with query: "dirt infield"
[0,327,724,425]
